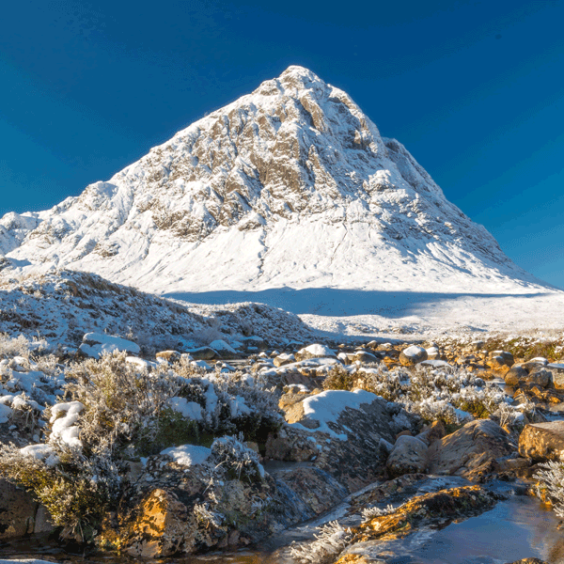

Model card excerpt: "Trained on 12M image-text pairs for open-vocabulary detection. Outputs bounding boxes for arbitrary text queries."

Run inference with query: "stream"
[1,482,563,564]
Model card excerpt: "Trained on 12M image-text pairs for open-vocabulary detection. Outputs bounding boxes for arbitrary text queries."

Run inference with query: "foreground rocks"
[519,421,564,461]
[427,419,516,481]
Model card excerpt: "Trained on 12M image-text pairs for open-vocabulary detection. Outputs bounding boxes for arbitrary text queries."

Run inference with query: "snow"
[50,401,84,448]
[294,389,378,439]
[126,356,156,370]
[420,359,452,369]
[298,344,335,358]
[160,444,211,467]
[229,395,251,418]
[19,444,59,467]
[402,345,425,359]
[81,333,140,357]
[209,339,236,354]
[169,397,203,421]
[0,403,12,424]
[0,65,562,337]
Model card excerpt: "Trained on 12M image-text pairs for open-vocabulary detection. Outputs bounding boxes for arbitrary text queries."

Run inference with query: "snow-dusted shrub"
[322,365,355,391]
[359,364,506,425]
[211,435,265,482]
[361,503,395,522]
[534,461,564,518]
[0,440,123,541]
[0,333,33,358]
[290,521,352,564]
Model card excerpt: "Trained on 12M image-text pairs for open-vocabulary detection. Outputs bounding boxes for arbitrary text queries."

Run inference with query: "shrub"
[290,521,352,564]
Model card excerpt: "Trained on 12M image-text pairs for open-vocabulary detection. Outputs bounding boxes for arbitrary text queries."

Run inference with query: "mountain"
[0,66,554,329]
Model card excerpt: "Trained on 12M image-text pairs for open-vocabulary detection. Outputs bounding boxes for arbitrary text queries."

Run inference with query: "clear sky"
[1,0,563,287]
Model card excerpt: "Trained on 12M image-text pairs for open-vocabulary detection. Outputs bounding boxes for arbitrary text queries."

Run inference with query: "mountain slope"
[0,66,549,313]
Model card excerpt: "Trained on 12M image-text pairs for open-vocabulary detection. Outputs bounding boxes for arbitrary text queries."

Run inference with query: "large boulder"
[518,421,564,461]
[386,435,428,477]
[399,345,428,366]
[427,419,515,481]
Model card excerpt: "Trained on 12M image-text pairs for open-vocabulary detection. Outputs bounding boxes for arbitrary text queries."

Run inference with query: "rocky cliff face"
[0,66,543,299]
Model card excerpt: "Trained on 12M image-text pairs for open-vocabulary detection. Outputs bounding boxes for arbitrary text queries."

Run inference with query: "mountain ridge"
[0,66,550,311]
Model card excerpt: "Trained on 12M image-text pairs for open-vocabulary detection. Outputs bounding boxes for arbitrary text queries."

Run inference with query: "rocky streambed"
[1,332,564,563]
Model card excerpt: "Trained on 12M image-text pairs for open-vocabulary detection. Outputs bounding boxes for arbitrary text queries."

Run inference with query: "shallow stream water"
[1,488,563,564]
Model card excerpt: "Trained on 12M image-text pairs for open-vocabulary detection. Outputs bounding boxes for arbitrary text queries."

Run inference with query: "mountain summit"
[0,66,544,308]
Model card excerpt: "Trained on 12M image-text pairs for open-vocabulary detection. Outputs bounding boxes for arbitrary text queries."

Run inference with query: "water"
[346,493,564,564]
[0,491,562,564]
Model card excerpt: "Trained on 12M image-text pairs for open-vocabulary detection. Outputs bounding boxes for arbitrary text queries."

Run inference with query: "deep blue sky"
[1,0,563,287]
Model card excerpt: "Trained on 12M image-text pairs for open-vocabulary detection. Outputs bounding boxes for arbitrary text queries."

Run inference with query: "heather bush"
[354,364,508,425]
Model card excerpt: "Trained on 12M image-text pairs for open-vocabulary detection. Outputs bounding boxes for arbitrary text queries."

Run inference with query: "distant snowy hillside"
[0,65,554,322]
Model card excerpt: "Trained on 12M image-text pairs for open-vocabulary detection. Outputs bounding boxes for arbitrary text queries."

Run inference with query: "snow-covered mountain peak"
[0,66,548,305]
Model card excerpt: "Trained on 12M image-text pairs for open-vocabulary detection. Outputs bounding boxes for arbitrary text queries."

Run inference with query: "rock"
[109,441,285,557]
[188,346,218,360]
[273,353,296,367]
[505,364,528,387]
[125,489,194,559]
[155,350,182,363]
[427,420,515,481]
[208,339,237,358]
[386,435,428,477]
[0,479,54,539]
[79,332,141,358]
[518,421,564,461]
[486,355,511,374]
[416,420,446,445]
[340,485,498,555]
[349,350,379,363]
[523,368,552,389]
[426,346,440,360]
[399,345,428,366]
[544,363,564,389]
[295,344,336,361]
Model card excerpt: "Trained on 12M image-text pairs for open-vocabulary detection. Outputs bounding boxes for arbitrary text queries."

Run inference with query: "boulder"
[386,435,428,476]
[523,368,553,389]
[504,365,528,387]
[188,346,218,360]
[349,350,379,364]
[399,345,428,366]
[518,421,564,461]
[273,353,296,367]
[295,344,336,361]
[427,419,515,480]
[426,346,440,360]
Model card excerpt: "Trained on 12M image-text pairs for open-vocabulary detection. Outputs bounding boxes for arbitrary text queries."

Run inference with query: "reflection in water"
[352,493,564,564]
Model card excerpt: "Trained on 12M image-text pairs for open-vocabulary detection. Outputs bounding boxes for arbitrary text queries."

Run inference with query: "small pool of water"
[343,493,564,564]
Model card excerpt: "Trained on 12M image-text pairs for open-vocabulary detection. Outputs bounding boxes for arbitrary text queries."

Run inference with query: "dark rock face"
[0,479,54,539]
[519,421,564,461]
